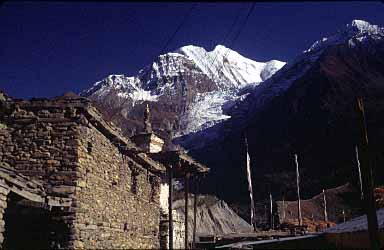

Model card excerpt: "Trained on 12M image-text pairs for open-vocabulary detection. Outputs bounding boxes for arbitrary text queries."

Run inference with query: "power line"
[207,3,247,77]
[208,2,256,80]
[107,3,197,122]
[223,2,256,60]
[159,3,198,55]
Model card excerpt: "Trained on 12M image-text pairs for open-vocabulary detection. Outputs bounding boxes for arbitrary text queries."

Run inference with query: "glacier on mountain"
[177,45,285,89]
[81,45,286,136]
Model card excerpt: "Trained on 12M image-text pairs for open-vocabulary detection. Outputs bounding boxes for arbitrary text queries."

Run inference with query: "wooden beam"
[184,172,190,249]
[168,167,174,250]
[356,97,380,250]
[192,178,198,249]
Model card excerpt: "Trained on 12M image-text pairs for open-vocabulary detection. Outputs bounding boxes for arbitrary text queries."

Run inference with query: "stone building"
[0,92,208,249]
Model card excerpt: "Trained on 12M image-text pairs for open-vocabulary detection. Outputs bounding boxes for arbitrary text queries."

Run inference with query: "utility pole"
[356,97,380,250]
[294,154,303,226]
[323,189,328,222]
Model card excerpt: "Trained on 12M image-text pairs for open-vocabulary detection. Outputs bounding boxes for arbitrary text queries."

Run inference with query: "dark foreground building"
[0,92,208,249]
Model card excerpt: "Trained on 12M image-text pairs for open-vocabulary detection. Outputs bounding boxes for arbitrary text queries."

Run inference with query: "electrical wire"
[206,3,247,78]
[223,2,256,61]
[159,3,198,55]
[107,3,198,122]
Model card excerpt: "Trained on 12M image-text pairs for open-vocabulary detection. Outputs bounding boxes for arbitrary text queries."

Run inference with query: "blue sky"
[1,1,384,99]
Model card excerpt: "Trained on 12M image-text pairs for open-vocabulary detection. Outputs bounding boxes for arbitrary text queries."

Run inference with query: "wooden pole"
[355,145,364,200]
[282,198,285,222]
[356,97,380,250]
[294,154,303,226]
[192,178,198,249]
[245,136,257,231]
[264,204,267,225]
[270,193,273,230]
[323,189,328,222]
[168,167,174,250]
[184,172,190,249]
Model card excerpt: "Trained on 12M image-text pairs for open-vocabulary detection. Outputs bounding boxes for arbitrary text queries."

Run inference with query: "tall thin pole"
[184,173,190,249]
[355,145,364,200]
[245,136,257,231]
[294,154,303,226]
[264,205,267,224]
[270,193,273,230]
[192,178,198,249]
[282,197,286,222]
[168,167,174,250]
[323,189,328,222]
[342,209,346,223]
[356,97,380,250]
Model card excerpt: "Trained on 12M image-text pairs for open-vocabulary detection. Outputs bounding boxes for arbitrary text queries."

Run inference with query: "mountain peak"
[304,19,383,54]
[213,44,228,51]
[176,44,229,54]
[347,19,382,35]
[82,44,285,136]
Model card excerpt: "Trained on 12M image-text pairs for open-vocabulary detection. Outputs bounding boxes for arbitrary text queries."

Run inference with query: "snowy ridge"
[305,19,384,53]
[81,45,285,135]
[228,20,384,127]
[178,45,285,89]
[82,74,159,105]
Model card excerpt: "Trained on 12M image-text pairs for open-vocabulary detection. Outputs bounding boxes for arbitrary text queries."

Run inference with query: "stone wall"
[73,121,161,249]
[0,181,9,245]
[0,97,164,249]
[0,100,81,194]
[0,100,81,248]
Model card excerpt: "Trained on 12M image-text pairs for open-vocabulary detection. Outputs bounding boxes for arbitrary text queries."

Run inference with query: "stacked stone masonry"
[0,96,163,249]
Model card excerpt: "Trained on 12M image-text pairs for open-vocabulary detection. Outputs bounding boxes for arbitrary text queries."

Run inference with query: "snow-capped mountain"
[177,45,284,88]
[81,45,285,137]
[225,19,384,128]
[179,20,384,205]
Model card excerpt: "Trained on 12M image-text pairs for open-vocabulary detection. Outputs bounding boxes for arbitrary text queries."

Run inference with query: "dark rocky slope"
[177,21,384,222]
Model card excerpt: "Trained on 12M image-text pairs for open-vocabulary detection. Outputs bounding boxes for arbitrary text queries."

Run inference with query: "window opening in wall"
[87,142,93,153]
[131,173,138,194]
[129,164,140,195]
[149,175,159,202]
